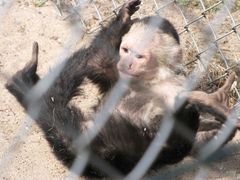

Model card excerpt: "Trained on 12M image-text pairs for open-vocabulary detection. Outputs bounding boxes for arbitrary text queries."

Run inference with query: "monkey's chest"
[115,92,164,127]
[116,82,184,126]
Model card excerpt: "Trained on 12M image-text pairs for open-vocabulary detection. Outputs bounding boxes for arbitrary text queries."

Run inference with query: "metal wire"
[1,0,240,179]
[61,0,240,178]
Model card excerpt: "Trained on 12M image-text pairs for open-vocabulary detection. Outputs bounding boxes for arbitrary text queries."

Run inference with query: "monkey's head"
[117,16,182,81]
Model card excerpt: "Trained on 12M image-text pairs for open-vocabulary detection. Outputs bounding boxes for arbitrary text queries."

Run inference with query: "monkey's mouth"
[118,69,140,79]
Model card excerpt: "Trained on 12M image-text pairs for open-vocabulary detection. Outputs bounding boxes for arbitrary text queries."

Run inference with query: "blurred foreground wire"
[0,0,240,179]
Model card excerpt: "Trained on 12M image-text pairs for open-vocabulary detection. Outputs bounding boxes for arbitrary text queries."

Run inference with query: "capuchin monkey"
[5,0,237,178]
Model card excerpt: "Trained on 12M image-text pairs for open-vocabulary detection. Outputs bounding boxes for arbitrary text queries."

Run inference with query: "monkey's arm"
[86,0,141,94]
[182,73,239,155]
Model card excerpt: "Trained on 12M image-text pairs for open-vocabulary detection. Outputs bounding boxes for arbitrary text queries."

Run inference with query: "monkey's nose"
[128,63,133,69]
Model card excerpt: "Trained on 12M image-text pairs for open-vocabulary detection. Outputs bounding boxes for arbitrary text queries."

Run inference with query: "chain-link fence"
[0,0,240,179]
[76,0,240,92]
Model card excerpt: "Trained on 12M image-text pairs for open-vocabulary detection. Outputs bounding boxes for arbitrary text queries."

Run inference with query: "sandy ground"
[0,1,240,179]
[0,1,72,179]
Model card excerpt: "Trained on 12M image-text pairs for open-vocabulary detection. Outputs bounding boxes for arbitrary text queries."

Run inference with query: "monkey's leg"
[6,42,89,167]
[86,0,141,94]
[6,41,88,109]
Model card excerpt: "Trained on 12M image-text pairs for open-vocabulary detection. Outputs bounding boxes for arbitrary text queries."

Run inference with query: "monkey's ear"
[169,46,183,72]
[173,46,183,63]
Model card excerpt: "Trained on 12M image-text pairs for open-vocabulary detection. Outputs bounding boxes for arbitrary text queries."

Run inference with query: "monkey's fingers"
[119,0,141,22]
[216,73,240,130]
[208,73,235,109]
[205,73,237,119]
[218,72,236,93]
[126,0,141,15]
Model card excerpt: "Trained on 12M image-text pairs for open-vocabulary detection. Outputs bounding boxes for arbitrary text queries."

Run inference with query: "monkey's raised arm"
[86,0,141,94]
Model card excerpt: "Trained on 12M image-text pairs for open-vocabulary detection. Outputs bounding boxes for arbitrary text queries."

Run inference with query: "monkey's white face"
[117,25,160,80]
[117,41,159,80]
[117,21,182,81]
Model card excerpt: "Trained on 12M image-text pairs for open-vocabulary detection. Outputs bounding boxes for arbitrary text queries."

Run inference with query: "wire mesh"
[0,0,240,179]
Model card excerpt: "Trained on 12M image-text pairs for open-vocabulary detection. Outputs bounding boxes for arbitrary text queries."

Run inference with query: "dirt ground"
[0,1,240,179]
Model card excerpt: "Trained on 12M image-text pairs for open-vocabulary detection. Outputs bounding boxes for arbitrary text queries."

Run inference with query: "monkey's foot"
[6,42,40,105]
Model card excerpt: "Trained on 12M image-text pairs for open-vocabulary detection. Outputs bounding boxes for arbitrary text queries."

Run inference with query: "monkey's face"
[117,41,159,80]
[117,24,161,80]
[117,20,182,81]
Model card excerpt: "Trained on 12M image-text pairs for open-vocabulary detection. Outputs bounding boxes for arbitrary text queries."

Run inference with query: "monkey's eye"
[122,47,129,53]
[136,54,144,59]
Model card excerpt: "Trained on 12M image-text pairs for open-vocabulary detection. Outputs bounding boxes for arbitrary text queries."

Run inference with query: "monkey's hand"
[185,73,239,155]
[118,0,141,23]
[182,73,238,124]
